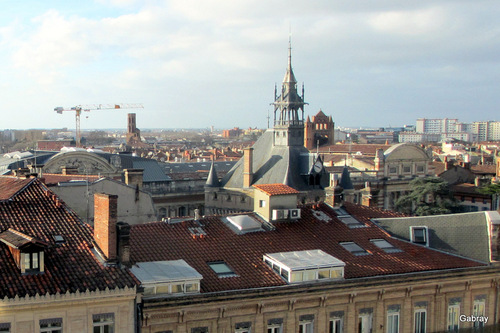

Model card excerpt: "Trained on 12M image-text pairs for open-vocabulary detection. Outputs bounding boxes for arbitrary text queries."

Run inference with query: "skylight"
[225,215,263,234]
[370,239,402,253]
[208,261,236,277]
[340,242,370,256]
[338,216,366,228]
[263,250,345,283]
[130,260,202,297]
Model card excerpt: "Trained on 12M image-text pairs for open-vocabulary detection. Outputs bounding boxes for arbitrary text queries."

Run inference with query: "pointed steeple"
[205,161,220,188]
[282,38,297,85]
[271,37,308,147]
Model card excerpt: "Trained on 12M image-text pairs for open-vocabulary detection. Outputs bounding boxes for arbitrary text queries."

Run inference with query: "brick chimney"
[361,182,379,207]
[243,147,254,188]
[374,148,384,171]
[124,169,143,189]
[94,193,118,262]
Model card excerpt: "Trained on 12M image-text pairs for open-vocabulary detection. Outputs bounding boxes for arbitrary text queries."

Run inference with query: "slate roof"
[374,211,500,263]
[130,202,482,293]
[221,130,318,190]
[0,177,137,299]
[162,161,237,174]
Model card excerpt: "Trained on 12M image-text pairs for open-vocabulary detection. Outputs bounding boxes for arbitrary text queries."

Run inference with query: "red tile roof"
[42,173,101,186]
[130,202,482,293]
[318,144,391,155]
[0,177,137,299]
[0,176,33,200]
[452,183,490,196]
[471,164,496,175]
[253,184,300,196]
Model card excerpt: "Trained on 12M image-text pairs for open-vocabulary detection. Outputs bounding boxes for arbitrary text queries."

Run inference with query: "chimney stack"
[243,147,254,188]
[124,169,144,189]
[61,166,79,175]
[94,193,118,262]
[116,222,131,267]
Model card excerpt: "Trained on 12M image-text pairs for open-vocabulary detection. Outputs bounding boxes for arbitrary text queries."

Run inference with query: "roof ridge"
[1,177,37,202]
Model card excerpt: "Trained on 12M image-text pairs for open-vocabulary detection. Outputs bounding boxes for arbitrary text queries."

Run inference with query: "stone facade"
[0,287,136,333]
[140,267,500,333]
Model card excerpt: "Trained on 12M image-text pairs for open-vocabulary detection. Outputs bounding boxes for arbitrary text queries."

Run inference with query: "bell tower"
[271,39,307,147]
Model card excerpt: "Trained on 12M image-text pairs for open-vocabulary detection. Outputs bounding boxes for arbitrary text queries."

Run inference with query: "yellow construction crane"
[54,104,143,147]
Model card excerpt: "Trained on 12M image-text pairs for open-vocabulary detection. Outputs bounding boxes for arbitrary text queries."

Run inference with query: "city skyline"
[1,1,499,130]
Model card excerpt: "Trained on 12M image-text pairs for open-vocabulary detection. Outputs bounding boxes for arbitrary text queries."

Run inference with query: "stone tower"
[271,40,307,147]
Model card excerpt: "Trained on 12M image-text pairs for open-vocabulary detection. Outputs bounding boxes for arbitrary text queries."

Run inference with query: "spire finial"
[288,30,292,69]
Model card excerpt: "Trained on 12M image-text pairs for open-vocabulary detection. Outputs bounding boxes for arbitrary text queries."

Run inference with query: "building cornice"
[0,286,136,307]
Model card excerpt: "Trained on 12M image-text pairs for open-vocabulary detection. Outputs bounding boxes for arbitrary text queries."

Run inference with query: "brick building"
[304,110,335,150]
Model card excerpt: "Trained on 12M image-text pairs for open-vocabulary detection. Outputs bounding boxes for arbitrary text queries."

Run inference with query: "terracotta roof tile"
[130,202,481,293]
[0,177,137,299]
[471,164,496,175]
[253,184,300,196]
[0,176,33,200]
[42,173,101,186]
[318,144,391,155]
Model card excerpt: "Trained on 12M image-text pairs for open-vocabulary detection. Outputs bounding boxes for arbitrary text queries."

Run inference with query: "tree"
[395,177,460,216]
[478,183,500,209]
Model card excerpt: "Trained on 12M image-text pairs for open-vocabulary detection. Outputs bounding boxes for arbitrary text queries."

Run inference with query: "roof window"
[53,235,65,244]
[410,226,428,246]
[340,242,370,256]
[370,239,402,253]
[208,261,236,277]
[338,215,366,228]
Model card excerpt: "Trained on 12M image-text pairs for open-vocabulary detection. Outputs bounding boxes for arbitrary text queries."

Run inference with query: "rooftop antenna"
[267,109,270,129]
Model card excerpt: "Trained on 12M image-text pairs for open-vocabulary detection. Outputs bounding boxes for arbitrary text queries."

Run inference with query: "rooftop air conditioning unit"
[289,208,301,219]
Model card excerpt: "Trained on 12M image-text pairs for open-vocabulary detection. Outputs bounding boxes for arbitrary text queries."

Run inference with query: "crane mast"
[54,104,143,147]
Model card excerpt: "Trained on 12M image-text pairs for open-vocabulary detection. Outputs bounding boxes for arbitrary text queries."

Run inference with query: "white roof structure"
[227,215,263,233]
[131,260,202,284]
[264,250,345,271]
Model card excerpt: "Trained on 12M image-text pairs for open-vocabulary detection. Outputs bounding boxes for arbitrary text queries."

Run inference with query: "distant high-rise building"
[416,118,458,134]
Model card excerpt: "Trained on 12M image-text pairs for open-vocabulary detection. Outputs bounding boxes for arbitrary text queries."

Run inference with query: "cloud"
[1,0,500,129]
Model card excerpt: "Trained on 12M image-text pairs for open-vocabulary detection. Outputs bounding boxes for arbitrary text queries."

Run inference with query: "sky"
[1,0,499,131]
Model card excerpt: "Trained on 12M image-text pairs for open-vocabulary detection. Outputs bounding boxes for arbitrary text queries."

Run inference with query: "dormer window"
[24,252,39,271]
[0,228,47,274]
[410,226,428,246]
